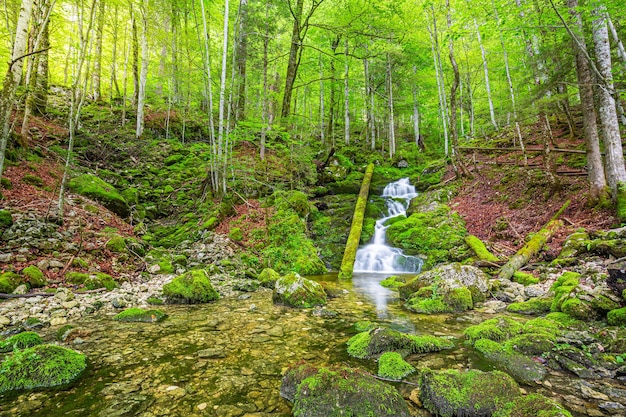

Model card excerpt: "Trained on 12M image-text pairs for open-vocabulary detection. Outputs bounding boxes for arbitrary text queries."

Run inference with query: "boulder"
[0,345,86,393]
[399,263,489,299]
[493,393,572,417]
[419,369,519,417]
[272,272,326,308]
[113,308,167,323]
[69,174,130,217]
[257,268,280,288]
[162,269,219,304]
[282,365,410,417]
[346,327,453,359]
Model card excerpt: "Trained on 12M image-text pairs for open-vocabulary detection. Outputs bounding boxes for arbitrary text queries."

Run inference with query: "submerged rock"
[419,368,519,417]
[0,344,86,393]
[113,307,167,323]
[272,272,326,308]
[282,365,410,417]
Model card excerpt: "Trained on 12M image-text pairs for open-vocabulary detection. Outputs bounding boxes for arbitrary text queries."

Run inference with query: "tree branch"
[8,47,52,71]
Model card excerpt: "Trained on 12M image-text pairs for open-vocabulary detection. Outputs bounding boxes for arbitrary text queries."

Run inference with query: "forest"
[1,0,626,416]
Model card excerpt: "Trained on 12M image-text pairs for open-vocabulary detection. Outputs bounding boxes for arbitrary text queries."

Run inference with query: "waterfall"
[353,178,423,274]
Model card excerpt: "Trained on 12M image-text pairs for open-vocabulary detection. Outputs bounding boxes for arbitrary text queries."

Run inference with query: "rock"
[113,307,167,322]
[257,268,280,288]
[162,269,219,304]
[272,272,326,308]
[0,316,10,327]
[54,287,74,302]
[49,260,64,269]
[12,284,29,295]
[68,174,130,218]
[347,327,453,359]
[492,393,573,417]
[282,365,410,417]
[400,263,489,298]
[420,369,519,417]
[473,338,547,384]
[197,348,226,359]
[148,264,161,274]
[0,344,86,393]
[0,253,12,263]
[21,265,47,287]
[50,317,68,326]
[524,284,547,298]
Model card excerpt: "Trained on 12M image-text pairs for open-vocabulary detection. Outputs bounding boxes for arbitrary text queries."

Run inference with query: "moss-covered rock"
[82,273,117,291]
[113,307,167,322]
[162,269,219,304]
[400,263,489,299]
[21,265,47,288]
[380,275,407,288]
[280,363,320,403]
[560,297,594,320]
[607,307,626,326]
[465,235,499,262]
[273,272,326,308]
[290,367,411,417]
[505,333,556,356]
[0,331,43,353]
[473,338,546,384]
[0,271,22,293]
[257,268,280,288]
[0,209,13,229]
[65,272,89,285]
[105,235,127,252]
[550,272,580,312]
[0,345,86,393]
[404,285,473,314]
[506,298,552,315]
[554,229,589,263]
[464,316,523,344]
[512,271,540,286]
[387,204,470,268]
[346,327,453,359]
[419,368,519,417]
[493,393,572,417]
[377,351,415,380]
[69,174,130,217]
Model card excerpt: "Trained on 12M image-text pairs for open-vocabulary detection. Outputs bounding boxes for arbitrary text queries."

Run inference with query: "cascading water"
[353,178,423,274]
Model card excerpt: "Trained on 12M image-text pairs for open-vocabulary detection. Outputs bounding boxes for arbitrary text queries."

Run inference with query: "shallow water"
[0,273,623,416]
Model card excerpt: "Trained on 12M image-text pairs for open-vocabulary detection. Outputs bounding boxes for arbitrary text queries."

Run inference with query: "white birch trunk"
[199,0,217,190]
[0,0,35,178]
[429,10,448,156]
[135,0,149,139]
[386,55,395,158]
[475,18,498,130]
[412,65,420,147]
[344,38,350,145]
[217,0,230,193]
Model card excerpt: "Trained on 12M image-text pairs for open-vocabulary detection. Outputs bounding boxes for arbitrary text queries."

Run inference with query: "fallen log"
[338,163,375,280]
[498,200,570,281]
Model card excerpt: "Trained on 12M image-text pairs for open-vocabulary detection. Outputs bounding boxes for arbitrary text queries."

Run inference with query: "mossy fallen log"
[498,201,570,281]
[465,235,499,262]
[338,163,375,280]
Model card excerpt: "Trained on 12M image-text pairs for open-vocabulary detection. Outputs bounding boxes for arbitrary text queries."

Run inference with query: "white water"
[353,178,424,274]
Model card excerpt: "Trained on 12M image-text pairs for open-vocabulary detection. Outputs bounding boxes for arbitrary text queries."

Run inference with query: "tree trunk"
[260,3,270,160]
[319,53,325,145]
[131,6,139,107]
[33,15,49,116]
[592,5,626,213]
[109,4,120,101]
[135,0,148,139]
[475,18,498,130]
[412,66,422,150]
[92,0,105,101]
[429,6,448,156]
[447,0,460,173]
[567,0,608,203]
[217,0,230,193]
[281,0,304,119]
[235,0,248,119]
[0,0,35,179]
[338,163,374,280]
[326,35,340,142]
[386,54,395,159]
[343,38,350,145]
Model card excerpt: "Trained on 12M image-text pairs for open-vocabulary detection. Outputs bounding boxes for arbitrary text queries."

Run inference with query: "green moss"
[405,284,473,314]
[257,268,280,288]
[55,325,75,342]
[84,273,117,291]
[507,298,552,315]
[560,297,594,320]
[590,294,620,314]
[105,235,127,252]
[146,296,164,305]
[113,307,167,322]
[465,235,499,262]
[0,177,11,189]
[607,307,626,326]
[201,216,219,231]
[69,174,129,217]
[158,259,174,274]
[473,338,546,384]
[464,317,523,345]
[354,320,376,332]
[21,265,46,288]
[512,271,540,286]
[65,272,89,285]
[0,271,21,293]
[0,345,86,393]
[380,275,407,288]
[550,272,580,291]
[544,312,581,327]
[346,328,453,359]
[0,332,43,353]
[272,272,326,308]
[505,333,555,356]
[22,174,44,187]
[0,209,12,229]
[444,287,473,311]
[377,351,415,380]
[229,227,243,241]
[162,269,219,304]
[493,393,573,417]
[121,187,139,205]
[617,181,626,223]
[419,369,519,417]
[405,296,449,314]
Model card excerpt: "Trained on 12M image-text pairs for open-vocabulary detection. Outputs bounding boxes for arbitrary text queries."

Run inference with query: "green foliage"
[69,174,129,217]
[229,227,243,241]
[146,296,164,305]
[0,345,86,393]
[0,177,11,189]
[377,351,415,380]
[113,307,167,322]
[162,269,219,304]
[550,272,580,312]
[560,297,594,320]
[21,265,46,288]
[0,332,43,353]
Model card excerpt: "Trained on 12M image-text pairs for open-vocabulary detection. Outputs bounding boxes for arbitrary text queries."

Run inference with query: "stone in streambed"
[272,272,326,308]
